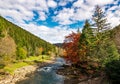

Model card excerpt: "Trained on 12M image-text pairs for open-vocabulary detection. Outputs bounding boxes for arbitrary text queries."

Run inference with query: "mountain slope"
[54,43,63,48]
[0,16,55,57]
[112,25,120,53]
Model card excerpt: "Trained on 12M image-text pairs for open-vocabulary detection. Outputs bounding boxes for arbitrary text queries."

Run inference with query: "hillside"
[0,16,55,61]
[112,25,120,53]
[54,43,63,48]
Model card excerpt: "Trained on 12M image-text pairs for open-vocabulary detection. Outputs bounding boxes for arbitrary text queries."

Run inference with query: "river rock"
[0,65,37,84]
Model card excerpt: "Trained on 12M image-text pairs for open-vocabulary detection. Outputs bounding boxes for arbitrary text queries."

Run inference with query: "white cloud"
[72,7,93,21]
[53,8,75,25]
[0,0,119,43]
[108,6,117,11]
[58,0,67,6]
[38,11,47,21]
[53,4,93,25]
[20,23,77,43]
[86,0,114,6]
[35,0,48,12]
[0,0,49,22]
[73,0,84,7]
[54,0,119,27]
[47,0,57,8]
[58,0,74,6]
[106,6,120,27]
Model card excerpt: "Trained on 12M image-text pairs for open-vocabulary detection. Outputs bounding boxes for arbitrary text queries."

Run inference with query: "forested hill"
[0,16,55,58]
[112,25,120,53]
[54,43,63,48]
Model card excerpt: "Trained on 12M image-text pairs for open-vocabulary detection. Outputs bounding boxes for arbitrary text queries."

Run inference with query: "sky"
[0,0,120,43]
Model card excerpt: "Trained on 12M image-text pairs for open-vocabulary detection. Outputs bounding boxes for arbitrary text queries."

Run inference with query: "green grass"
[25,55,50,62]
[3,55,51,74]
[4,62,28,74]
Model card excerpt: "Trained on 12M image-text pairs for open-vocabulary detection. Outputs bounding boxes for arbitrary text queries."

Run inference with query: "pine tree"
[91,6,119,66]
[92,5,110,33]
[92,5,111,50]
[82,20,94,42]
[79,20,94,60]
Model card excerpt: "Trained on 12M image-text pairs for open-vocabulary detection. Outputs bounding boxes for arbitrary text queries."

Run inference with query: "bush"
[105,60,120,84]
[0,36,16,65]
[0,64,5,69]
[16,47,27,59]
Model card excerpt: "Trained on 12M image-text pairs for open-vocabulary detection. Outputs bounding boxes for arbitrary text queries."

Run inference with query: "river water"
[16,57,66,84]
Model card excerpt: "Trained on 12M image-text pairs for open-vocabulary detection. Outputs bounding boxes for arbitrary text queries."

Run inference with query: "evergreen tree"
[79,20,94,60]
[92,5,110,33]
[92,6,119,66]
[82,20,94,43]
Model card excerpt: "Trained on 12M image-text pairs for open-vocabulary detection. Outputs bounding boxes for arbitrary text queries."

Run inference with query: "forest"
[63,6,120,84]
[0,15,56,70]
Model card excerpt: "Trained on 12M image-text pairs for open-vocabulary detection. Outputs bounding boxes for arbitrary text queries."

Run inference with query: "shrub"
[0,36,16,65]
[16,47,27,59]
[105,60,120,84]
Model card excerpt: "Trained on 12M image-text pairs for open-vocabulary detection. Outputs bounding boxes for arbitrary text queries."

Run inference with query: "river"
[16,57,66,84]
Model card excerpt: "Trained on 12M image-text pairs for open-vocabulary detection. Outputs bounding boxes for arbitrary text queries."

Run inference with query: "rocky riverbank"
[0,56,56,84]
[0,60,55,84]
[0,65,37,84]
[57,65,108,84]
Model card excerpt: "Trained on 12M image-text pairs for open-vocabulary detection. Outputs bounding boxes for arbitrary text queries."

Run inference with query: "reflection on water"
[16,57,65,84]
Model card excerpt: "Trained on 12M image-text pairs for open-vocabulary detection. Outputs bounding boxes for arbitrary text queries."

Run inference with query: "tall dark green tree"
[79,20,94,60]
[92,5,110,33]
[92,6,119,66]
[82,20,94,44]
[92,5,111,43]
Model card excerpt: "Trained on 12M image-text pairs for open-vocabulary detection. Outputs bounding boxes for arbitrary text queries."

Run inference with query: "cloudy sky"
[0,0,120,43]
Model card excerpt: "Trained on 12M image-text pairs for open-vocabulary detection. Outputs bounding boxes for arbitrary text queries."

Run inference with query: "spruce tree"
[92,5,119,66]
[79,20,94,60]
[92,5,110,33]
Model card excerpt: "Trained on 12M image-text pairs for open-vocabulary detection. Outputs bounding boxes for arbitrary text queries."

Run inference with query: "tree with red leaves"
[63,32,81,64]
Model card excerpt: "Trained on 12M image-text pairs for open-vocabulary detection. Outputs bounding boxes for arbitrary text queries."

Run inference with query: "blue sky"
[0,0,120,43]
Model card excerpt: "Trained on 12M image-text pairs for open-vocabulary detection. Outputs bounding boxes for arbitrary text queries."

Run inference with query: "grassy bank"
[3,55,51,74]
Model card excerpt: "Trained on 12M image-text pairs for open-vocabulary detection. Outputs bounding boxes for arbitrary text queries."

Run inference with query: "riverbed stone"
[0,65,37,84]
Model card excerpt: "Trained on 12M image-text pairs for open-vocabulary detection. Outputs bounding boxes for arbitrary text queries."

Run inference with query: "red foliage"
[63,32,81,64]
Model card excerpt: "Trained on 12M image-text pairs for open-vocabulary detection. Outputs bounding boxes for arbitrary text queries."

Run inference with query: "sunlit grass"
[4,62,28,74]
[25,55,51,62]
[3,55,51,74]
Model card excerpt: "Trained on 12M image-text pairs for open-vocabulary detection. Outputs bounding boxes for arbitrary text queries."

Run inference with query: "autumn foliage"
[63,32,81,64]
